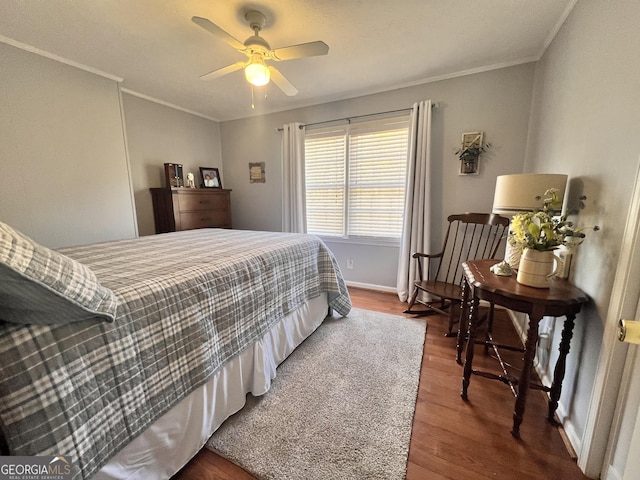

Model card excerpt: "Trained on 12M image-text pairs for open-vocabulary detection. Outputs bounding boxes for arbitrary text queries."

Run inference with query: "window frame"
[304,114,410,246]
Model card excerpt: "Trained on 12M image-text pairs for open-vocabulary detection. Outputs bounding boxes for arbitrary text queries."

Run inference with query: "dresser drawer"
[150,188,232,233]
[178,211,230,230]
[175,192,224,212]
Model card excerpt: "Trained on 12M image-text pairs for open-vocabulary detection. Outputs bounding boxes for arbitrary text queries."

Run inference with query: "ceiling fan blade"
[268,67,298,96]
[272,41,329,61]
[192,16,246,52]
[200,61,245,81]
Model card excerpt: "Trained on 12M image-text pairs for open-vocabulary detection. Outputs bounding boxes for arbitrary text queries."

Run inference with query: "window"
[304,116,409,242]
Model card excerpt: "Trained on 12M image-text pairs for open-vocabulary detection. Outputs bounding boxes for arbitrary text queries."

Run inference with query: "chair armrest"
[411,251,444,281]
[412,252,443,259]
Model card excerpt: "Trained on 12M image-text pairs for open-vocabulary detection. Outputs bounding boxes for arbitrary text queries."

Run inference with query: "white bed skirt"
[94,293,330,480]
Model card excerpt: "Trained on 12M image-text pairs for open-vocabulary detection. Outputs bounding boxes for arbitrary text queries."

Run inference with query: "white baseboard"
[505,308,528,340]
[345,281,397,294]
[601,464,623,480]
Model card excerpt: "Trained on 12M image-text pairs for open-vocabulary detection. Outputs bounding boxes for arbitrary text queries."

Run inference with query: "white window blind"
[305,130,346,236]
[305,116,409,241]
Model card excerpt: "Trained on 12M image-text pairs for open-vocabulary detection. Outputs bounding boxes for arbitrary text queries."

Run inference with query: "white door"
[621,345,640,480]
[602,309,640,479]
[579,160,640,478]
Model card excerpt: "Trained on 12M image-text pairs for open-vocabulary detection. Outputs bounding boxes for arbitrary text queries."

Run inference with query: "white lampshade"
[244,55,270,87]
[492,173,568,216]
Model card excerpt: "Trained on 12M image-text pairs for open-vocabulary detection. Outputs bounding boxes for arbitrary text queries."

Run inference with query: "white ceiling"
[0,0,574,122]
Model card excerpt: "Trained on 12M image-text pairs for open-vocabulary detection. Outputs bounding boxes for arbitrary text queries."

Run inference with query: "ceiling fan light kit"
[192,10,329,97]
[245,53,270,86]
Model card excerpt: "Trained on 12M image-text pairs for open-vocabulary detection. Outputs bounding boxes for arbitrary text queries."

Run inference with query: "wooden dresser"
[150,188,232,233]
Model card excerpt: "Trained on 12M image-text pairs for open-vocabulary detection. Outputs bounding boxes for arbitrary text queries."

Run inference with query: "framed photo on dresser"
[200,167,222,188]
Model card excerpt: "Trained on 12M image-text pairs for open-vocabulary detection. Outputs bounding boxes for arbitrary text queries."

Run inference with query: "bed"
[0,224,351,479]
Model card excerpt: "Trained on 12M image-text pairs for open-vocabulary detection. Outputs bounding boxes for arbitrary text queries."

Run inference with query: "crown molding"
[120,89,220,122]
[0,34,123,82]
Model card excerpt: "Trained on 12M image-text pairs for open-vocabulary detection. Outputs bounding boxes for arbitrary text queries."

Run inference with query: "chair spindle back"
[433,213,509,286]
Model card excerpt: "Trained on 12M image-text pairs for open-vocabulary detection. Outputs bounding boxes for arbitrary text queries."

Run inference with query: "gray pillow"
[0,221,117,325]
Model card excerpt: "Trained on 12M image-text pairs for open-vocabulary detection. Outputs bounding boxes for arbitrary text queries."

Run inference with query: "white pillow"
[0,221,117,325]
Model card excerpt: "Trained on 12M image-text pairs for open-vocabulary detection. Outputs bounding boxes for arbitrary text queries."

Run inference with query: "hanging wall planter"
[456,131,489,175]
[461,156,479,174]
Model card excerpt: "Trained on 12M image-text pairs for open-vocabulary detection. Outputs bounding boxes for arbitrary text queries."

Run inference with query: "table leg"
[511,314,541,438]
[456,279,470,364]
[461,293,479,400]
[548,314,576,423]
[484,303,495,355]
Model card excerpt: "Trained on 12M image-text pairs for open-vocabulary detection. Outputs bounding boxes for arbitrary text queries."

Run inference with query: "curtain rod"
[299,107,411,130]
[275,103,438,132]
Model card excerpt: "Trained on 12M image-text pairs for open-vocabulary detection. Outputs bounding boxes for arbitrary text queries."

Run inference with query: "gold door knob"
[618,319,640,344]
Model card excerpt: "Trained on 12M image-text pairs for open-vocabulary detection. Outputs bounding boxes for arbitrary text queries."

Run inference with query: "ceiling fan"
[192,11,329,96]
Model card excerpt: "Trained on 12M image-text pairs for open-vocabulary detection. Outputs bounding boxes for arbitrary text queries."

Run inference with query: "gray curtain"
[281,122,307,233]
[397,100,432,301]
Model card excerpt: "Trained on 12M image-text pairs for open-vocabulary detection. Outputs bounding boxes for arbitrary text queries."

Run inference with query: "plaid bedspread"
[0,229,351,479]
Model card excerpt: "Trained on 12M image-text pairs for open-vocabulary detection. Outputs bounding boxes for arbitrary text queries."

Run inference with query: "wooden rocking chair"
[404,212,510,336]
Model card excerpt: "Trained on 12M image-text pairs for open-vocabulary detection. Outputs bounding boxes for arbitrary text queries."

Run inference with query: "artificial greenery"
[455,143,491,162]
[509,188,599,252]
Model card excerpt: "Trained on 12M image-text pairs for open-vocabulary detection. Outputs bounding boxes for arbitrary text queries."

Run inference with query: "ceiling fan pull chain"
[251,86,255,109]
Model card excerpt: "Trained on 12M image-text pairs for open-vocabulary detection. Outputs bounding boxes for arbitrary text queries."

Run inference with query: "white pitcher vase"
[516,248,558,288]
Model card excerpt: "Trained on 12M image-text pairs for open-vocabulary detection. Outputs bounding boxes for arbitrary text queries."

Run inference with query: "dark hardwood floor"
[174,287,588,480]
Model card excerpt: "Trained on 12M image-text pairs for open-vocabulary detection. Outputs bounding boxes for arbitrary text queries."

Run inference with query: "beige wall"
[122,94,222,236]
[0,43,225,245]
[220,63,536,288]
[0,43,136,247]
[523,0,640,467]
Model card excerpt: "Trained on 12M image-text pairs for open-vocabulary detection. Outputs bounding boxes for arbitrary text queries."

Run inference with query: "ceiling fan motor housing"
[244,35,270,51]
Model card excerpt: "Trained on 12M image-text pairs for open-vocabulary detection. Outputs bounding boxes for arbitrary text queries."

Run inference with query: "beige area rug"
[205,307,426,480]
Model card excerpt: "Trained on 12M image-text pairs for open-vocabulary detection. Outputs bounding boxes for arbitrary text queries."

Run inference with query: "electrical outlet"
[347,258,354,269]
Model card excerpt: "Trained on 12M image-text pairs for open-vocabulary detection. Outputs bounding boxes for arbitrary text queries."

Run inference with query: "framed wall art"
[249,162,265,183]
